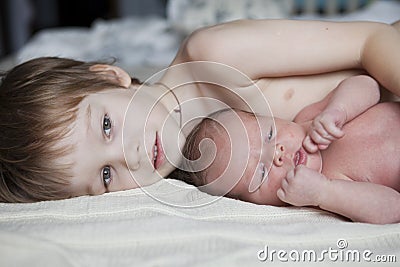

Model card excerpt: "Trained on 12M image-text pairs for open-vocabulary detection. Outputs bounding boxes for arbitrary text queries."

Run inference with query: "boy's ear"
[89,64,131,88]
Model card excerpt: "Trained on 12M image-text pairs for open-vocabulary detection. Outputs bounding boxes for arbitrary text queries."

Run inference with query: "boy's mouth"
[293,147,307,166]
[153,132,165,170]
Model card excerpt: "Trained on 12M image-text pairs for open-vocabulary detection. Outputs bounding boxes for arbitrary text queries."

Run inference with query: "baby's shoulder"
[368,101,400,117]
[324,102,400,187]
[347,102,400,131]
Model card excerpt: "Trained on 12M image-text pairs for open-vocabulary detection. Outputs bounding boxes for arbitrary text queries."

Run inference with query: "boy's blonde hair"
[0,57,138,202]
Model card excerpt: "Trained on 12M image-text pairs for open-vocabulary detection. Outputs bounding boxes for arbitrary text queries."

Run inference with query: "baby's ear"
[89,64,131,88]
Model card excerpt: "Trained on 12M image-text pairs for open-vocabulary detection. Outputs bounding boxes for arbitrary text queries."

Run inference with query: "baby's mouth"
[293,147,307,166]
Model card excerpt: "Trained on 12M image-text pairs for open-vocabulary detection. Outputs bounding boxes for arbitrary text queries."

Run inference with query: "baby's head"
[178,108,322,206]
[0,57,138,202]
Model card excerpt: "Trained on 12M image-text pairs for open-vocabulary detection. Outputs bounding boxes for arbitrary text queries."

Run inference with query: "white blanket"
[1,179,399,266]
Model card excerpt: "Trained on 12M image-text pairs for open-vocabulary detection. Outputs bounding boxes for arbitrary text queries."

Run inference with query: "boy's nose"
[122,140,141,171]
[273,143,285,167]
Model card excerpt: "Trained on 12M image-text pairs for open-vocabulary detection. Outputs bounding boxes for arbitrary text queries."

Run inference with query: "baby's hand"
[303,108,346,153]
[277,165,327,207]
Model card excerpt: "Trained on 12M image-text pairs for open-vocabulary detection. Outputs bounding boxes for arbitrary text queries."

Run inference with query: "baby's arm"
[303,75,380,152]
[277,166,400,224]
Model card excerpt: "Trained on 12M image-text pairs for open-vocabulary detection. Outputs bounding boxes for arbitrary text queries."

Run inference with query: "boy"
[177,75,400,224]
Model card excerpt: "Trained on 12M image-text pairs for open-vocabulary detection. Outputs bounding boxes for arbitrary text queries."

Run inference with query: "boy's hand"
[277,165,327,207]
[303,108,346,153]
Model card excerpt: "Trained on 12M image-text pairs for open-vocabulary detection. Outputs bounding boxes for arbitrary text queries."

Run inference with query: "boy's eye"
[103,115,112,137]
[102,166,112,187]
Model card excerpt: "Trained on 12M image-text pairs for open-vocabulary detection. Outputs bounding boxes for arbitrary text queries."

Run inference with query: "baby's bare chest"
[321,103,400,190]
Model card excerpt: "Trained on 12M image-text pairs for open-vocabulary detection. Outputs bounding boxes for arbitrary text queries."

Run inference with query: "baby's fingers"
[311,120,335,140]
[308,129,332,148]
[277,188,287,203]
[303,135,318,153]
[318,144,329,150]
[277,169,294,201]
[322,121,345,139]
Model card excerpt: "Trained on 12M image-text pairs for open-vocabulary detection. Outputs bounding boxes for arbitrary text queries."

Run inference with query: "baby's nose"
[273,143,285,167]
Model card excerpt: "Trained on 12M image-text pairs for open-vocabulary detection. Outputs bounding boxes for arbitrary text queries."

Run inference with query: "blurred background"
[0,0,399,77]
[0,0,167,58]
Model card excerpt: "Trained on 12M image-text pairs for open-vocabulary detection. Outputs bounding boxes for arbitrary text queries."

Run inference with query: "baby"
[177,75,400,224]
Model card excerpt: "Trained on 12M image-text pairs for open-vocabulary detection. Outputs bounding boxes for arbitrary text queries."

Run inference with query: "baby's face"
[202,110,321,206]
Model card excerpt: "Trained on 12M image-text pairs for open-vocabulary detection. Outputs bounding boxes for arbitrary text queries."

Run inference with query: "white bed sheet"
[1,179,399,267]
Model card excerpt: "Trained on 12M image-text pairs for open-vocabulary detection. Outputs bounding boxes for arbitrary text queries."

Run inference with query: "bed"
[1,179,399,266]
[1,1,400,266]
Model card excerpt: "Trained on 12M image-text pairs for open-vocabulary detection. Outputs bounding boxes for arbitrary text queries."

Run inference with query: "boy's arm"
[302,75,380,152]
[361,20,400,98]
[278,166,400,224]
[173,20,400,95]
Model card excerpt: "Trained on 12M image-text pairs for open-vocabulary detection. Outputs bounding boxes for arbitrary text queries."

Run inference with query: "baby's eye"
[268,126,274,141]
[248,162,267,193]
[258,162,266,182]
[102,166,112,188]
[103,114,112,137]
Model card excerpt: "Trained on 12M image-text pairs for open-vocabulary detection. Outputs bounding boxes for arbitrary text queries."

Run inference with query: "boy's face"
[63,84,184,196]
[202,110,321,206]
